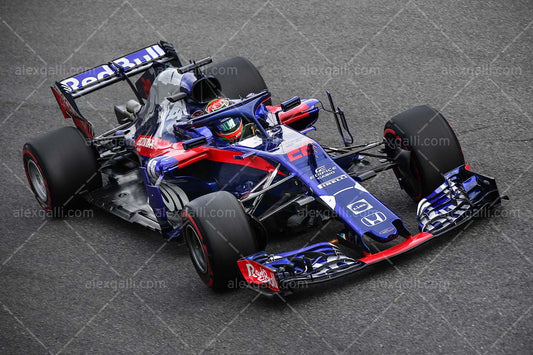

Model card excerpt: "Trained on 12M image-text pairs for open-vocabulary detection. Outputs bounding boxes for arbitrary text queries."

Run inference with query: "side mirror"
[280,96,301,112]
[183,136,207,150]
[166,92,187,103]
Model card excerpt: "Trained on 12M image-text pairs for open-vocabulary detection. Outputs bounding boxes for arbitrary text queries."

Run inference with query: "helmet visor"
[215,118,239,132]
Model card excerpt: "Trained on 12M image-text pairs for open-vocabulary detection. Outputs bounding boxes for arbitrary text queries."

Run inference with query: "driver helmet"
[205,98,243,143]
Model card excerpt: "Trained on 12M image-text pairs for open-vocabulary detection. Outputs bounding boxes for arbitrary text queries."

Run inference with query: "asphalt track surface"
[1,1,532,354]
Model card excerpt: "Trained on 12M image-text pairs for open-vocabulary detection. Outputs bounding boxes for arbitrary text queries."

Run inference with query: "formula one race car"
[23,41,504,295]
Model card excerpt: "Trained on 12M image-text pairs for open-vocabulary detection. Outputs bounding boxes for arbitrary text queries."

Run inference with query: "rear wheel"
[206,57,271,105]
[22,126,100,213]
[182,191,261,290]
[384,105,465,201]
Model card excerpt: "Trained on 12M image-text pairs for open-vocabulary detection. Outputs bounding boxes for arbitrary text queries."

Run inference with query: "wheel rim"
[27,160,48,204]
[185,224,208,274]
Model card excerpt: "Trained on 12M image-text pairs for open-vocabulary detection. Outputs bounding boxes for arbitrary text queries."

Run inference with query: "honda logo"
[361,212,387,227]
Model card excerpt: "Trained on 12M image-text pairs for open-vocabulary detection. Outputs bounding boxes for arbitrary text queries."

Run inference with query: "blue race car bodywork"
[27,41,503,295]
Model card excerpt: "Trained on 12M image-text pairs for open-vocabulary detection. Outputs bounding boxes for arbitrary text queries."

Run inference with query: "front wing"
[237,165,503,295]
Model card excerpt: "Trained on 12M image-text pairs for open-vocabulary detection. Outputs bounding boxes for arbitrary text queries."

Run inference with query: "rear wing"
[57,41,180,98]
[51,41,180,138]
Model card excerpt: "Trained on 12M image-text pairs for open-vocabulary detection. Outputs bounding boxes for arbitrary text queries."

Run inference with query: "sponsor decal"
[238,260,279,291]
[361,211,387,227]
[136,136,155,149]
[60,44,166,92]
[134,136,174,158]
[287,145,309,162]
[379,226,396,235]
[317,174,348,189]
[310,165,336,180]
[347,199,373,215]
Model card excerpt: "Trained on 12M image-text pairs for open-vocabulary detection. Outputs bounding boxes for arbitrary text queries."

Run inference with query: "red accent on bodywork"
[51,86,94,138]
[206,148,279,173]
[135,135,280,173]
[265,105,280,113]
[135,135,176,158]
[278,103,310,125]
[266,103,312,125]
[237,260,280,292]
[359,232,433,264]
[287,145,310,162]
[465,163,471,171]
[141,77,152,98]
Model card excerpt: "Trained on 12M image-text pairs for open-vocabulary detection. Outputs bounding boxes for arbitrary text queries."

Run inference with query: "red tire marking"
[182,211,214,287]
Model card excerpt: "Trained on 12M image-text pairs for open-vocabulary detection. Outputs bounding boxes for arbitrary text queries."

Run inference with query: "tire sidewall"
[22,126,100,212]
[182,211,216,287]
[22,147,53,211]
[182,191,259,290]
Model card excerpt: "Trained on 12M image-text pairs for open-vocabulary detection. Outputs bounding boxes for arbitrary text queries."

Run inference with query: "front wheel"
[182,191,261,290]
[384,105,465,201]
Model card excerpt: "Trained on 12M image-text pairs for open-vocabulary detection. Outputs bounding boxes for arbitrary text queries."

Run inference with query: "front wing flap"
[417,165,502,235]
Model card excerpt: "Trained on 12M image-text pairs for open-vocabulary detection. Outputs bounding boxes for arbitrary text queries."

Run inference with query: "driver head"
[213,117,243,143]
[205,98,242,143]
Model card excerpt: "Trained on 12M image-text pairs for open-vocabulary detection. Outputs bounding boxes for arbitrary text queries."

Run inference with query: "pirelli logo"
[317,174,348,189]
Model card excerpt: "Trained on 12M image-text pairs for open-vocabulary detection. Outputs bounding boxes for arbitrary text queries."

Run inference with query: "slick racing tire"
[22,126,100,214]
[384,105,465,201]
[182,191,261,290]
[206,57,271,105]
